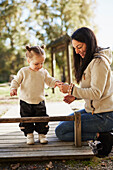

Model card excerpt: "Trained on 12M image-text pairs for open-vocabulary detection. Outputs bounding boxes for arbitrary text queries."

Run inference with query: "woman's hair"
[26,45,46,59]
[71,27,98,83]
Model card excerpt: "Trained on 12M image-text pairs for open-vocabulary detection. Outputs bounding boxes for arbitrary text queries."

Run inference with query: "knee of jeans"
[55,125,61,137]
[55,125,66,141]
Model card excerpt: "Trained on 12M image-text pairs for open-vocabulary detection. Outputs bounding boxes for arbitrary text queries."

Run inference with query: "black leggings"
[19,100,49,136]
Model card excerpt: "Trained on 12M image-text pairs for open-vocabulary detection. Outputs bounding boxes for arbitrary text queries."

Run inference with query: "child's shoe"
[27,133,34,145]
[39,134,48,144]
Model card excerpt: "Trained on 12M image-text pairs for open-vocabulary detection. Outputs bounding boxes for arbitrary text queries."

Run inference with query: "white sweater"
[72,48,113,113]
[10,67,57,104]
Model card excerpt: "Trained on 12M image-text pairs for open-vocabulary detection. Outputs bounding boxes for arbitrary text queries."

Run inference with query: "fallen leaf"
[10,163,20,170]
[62,160,66,163]
[101,162,107,167]
[46,161,53,169]
[45,168,49,170]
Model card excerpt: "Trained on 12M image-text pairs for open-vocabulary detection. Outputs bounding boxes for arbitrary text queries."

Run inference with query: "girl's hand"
[63,95,75,104]
[54,81,63,88]
[59,84,70,93]
[10,89,17,96]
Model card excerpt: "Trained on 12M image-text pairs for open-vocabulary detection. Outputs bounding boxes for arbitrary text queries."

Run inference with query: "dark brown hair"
[26,45,46,58]
[71,27,99,83]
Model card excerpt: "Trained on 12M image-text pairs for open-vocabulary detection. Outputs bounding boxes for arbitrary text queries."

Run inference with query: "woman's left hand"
[63,95,75,104]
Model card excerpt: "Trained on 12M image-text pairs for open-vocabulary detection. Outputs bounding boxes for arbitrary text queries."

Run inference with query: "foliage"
[31,0,97,44]
[0,0,97,82]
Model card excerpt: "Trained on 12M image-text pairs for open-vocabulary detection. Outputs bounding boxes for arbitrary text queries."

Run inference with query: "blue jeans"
[55,109,113,141]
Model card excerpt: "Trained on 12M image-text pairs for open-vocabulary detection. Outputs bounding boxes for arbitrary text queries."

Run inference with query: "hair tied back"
[41,44,46,49]
[26,45,31,52]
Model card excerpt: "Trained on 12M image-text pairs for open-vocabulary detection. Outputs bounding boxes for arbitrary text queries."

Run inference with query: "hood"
[94,47,112,65]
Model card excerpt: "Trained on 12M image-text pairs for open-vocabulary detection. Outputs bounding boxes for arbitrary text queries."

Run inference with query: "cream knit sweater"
[72,48,113,113]
[10,67,57,104]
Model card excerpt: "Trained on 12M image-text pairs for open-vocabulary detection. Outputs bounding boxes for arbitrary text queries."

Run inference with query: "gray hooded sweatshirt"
[72,48,113,114]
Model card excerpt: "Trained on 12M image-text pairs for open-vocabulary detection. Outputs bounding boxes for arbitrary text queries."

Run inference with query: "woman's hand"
[59,84,70,93]
[63,95,75,104]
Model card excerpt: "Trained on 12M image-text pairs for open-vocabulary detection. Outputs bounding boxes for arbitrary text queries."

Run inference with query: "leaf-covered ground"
[0,155,113,170]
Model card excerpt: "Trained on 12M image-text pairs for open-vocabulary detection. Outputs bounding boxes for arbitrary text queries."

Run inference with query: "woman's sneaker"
[39,134,48,144]
[27,133,34,145]
[89,131,113,157]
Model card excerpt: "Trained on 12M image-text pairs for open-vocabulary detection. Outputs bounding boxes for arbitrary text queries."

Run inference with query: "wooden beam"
[0,116,74,123]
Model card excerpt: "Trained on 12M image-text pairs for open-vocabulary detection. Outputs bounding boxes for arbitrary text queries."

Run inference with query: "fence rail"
[0,112,81,147]
[0,116,74,123]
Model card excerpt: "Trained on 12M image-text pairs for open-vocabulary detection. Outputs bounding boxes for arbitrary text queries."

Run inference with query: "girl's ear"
[27,58,30,63]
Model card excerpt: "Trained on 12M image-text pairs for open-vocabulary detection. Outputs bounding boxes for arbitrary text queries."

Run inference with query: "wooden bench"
[0,112,81,147]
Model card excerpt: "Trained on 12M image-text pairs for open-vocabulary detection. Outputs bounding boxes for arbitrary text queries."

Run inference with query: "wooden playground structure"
[0,35,94,162]
[0,112,94,162]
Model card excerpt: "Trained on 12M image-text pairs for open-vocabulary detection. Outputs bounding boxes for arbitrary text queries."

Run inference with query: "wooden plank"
[0,150,93,158]
[0,146,90,152]
[0,142,74,147]
[0,115,74,123]
[0,119,94,162]
[0,155,94,162]
[0,132,56,136]
[0,134,56,138]
[0,138,60,143]
[0,142,88,148]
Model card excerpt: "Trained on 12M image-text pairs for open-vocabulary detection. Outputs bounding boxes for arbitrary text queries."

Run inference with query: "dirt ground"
[0,156,113,170]
[0,101,113,170]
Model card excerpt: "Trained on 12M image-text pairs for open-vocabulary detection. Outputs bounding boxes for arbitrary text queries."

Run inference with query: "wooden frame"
[47,34,72,93]
[0,112,81,147]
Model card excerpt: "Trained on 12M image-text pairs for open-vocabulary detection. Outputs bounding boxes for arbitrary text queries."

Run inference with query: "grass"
[0,83,18,104]
[0,84,10,97]
[45,87,66,102]
[66,156,113,168]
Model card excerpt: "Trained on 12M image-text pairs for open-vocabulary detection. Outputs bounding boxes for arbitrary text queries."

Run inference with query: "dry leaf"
[62,160,66,163]
[46,161,53,169]
[10,163,20,170]
[101,162,107,167]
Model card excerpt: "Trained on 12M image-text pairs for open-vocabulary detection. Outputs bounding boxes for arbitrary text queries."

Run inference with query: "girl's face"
[72,39,87,58]
[27,56,45,71]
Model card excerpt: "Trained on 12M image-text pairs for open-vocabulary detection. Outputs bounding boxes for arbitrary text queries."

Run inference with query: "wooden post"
[74,112,81,147]
[51,48,55,93]
[65,42,72,84]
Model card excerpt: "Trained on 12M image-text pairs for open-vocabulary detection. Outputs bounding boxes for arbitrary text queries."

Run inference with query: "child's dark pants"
[19,100,49,136]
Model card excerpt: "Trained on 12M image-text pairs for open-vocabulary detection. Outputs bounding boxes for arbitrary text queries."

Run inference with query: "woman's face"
[72,39,87,58]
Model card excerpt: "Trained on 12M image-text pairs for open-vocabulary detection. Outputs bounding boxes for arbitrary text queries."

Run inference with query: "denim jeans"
[55,109,113,141]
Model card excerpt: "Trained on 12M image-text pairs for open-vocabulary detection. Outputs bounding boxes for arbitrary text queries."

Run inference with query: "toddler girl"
[10,45,61,145]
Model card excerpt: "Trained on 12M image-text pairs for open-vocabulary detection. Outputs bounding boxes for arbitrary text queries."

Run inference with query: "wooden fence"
[0,112,81,147]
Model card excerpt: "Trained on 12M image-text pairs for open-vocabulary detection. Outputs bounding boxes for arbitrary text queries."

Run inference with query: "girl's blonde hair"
[26,45,46,59]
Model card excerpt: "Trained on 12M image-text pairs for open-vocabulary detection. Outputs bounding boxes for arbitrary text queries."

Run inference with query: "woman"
[55,27,113,156]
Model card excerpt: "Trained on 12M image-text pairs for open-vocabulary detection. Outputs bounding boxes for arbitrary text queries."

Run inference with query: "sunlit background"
[0,0,113,83]
[94,0,113,49]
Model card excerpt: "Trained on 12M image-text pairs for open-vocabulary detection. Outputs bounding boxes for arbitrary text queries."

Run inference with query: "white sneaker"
[39,134,48,144]
[27,133,34,145]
